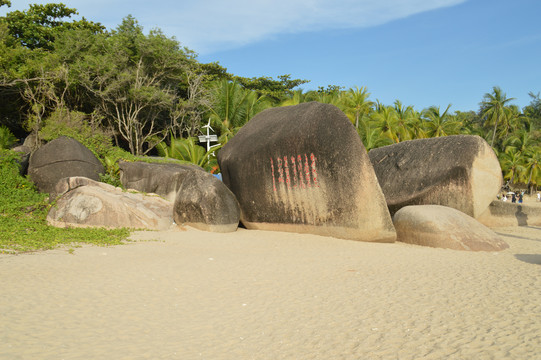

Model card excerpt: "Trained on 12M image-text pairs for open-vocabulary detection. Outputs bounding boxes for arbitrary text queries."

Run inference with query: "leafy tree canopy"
[4,3,105,50]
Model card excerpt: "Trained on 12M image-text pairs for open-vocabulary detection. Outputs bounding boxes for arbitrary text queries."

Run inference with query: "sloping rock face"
[28,136,104,194]
[368,135,502,217]
[217,101,396,242]
[393,205,509,251]
[119,160,204,201]
[477,200,541,227]
[48,177,174,230]
[173,170,240,233]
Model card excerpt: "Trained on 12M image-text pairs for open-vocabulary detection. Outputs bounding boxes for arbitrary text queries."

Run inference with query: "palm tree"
[156,136,221,171]
[479,86,515,147]
[499,148,526,186]
[280,89,310,107]
[370,105,400,143]
[523,148,541,193]
[421,104,462,138]
[208,79,270,143]
[342,86,374,129]
[357,119,393,151]
[393,100,420,141]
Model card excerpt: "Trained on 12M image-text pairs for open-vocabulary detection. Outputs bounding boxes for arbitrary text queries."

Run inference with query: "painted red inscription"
[271,153,319,191]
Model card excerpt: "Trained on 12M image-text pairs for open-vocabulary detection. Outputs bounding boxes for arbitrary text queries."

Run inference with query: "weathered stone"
[477,200,541,227]
[48,177,174,230]
[393,205,509,251]
[28,136,104,194]
[173,170,240,232]
[368,135,502,217]
[217,101,396,242]
[119,160,204,201]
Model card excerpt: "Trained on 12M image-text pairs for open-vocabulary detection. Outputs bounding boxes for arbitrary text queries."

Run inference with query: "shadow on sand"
[514,254,541,265]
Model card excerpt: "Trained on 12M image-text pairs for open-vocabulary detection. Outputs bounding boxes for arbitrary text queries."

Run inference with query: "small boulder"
[477,200,541,227]
[48,177,174,230]
[119,160,204,202]
[393,205,509,251]
[173,170,240,232]
[28,137,104,193]
[368,135,502,217]
[217,101,396,242]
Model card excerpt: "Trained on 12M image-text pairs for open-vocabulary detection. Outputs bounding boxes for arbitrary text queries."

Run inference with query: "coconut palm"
[208,79,270,143]
[342,86,374,129]
[370,105,400,143]
[523,148,541,193]
[156,136,221,171]
[499,148,526,185]
[479,86,515,147]
[421,104,461,138]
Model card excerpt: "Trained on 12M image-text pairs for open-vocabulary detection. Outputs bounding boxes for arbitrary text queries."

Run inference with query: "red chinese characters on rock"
[271,153,319,191]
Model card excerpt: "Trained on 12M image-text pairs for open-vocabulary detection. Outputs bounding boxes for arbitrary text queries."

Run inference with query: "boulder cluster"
[18,102,540,251]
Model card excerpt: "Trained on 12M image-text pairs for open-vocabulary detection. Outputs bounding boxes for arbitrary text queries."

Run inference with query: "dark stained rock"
[28,136,104,194]
[368,135,502,218]
[217,101,396,242]
[48,177,174,230]
[477,200,541,227]
[119,160,205,201]
[173,170,240,232]
[393,205,509,251]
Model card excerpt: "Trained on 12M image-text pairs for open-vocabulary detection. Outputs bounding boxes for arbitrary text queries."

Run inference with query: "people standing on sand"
[518,193,523,204]
[503,195,508,202]
[511,193,516,203]
[537,192,540,202]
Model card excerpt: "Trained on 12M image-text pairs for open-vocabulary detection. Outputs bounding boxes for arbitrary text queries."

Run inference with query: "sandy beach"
[1,221,540,359]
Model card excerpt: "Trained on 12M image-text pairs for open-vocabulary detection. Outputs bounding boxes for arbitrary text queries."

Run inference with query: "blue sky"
[2,0,540,112]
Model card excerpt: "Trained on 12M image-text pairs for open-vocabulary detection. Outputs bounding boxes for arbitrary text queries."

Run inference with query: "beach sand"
[1,223,540,359]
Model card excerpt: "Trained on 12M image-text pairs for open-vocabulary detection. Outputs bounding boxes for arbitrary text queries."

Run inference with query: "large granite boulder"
[28,136,104,194]
[173,170,240,233]
[48,177,174,230]
[119,160,204,201]
[217,101,396,242]
[477,200,541,227]
[393,205,509,251]
[368,135,502,217]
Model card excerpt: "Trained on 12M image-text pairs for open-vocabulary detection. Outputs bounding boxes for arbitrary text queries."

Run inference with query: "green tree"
[342,86,373,129]
[3,3,104,50]
[479,86,515,147]
[370,105,400,143]
[64,17,200,155]
[421,104,461,138]
[499,148,526,186]
[208,79,270,143]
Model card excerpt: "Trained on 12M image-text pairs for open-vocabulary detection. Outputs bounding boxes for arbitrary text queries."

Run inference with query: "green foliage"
[0,125,17,149]
[0,149,130,253]
[4,3,104,50]
[234,74,309,104]
[156,136,221,172]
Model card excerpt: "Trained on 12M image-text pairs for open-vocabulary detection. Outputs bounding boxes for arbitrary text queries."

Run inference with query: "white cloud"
[3,0,467,54]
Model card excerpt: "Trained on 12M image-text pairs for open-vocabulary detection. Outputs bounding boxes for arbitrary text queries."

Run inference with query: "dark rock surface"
[173,170,240,232]
[119,160,204,201]
[368,135,502,217]
[28,136,104,194]
[217,101,396,242]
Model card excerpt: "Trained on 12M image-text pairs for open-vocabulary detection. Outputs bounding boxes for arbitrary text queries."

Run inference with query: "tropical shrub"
[0,126,17,149]
[0,149,130,253]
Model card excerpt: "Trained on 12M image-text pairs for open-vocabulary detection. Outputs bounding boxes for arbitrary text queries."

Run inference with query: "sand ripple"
[1,226,540,359]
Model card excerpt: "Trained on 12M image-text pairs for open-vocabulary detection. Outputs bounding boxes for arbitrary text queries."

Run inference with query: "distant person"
[502,195,508,202]
[537,192,540,202]
[518,193,523,204]
[511,193,516,203]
